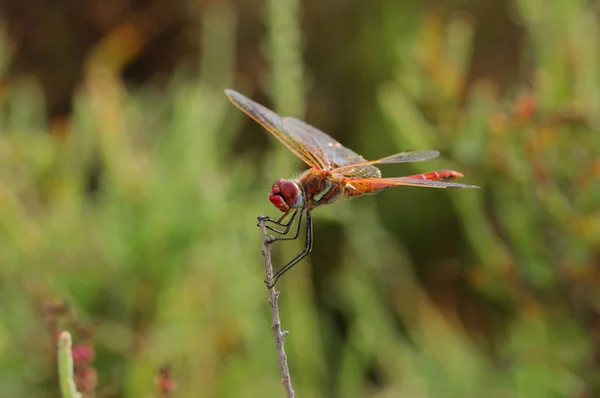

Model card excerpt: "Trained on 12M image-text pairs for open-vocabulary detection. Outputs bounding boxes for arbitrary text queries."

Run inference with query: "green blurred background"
[0,0,599,397]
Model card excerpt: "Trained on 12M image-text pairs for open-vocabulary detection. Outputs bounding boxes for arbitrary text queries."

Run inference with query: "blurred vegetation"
[0,0,599,397]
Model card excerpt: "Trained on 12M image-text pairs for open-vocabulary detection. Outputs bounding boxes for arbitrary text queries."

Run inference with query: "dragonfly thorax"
[269,179,304,212]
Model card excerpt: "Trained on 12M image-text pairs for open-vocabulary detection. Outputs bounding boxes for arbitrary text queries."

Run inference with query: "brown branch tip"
[259,217,295,398]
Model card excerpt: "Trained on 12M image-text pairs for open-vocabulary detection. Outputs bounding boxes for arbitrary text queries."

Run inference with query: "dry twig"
[258,218,295,398]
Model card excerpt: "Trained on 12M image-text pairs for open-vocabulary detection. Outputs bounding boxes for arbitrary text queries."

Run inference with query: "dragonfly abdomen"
[407,170,463,181]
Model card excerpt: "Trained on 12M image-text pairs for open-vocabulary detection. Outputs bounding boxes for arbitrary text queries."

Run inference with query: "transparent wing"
[226,90,440,180]
[331,150,440,175]
[283,117,382,178]
[225,90,326,168]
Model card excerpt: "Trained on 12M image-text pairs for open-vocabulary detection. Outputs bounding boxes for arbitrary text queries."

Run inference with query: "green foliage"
[58,332,81,398]
[0,0,598,397]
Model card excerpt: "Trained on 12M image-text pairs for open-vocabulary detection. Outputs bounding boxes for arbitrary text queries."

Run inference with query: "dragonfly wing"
[371,150,440,163]
[331,150,440,175]
[225,90,325,168]
[283,117,382,178]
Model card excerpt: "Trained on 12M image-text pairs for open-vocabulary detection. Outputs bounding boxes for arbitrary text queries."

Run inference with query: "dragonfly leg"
[266,211,313,288]
[257,210,293,226]
[268,208,304,242]
[262,209,300,235]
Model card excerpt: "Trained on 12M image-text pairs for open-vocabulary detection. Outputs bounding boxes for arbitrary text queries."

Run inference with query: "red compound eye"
[279,180,298,201]
[268,179,300,212]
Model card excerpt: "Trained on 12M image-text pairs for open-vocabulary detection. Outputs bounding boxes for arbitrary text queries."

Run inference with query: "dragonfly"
[225,89,479,287]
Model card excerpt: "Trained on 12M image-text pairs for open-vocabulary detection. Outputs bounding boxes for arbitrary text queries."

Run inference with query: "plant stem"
[58,331,81,398]
[259,218,295,398]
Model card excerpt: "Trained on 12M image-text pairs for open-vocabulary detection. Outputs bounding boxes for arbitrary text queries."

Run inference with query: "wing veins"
[331,150,440,174]
[225,90,325,168]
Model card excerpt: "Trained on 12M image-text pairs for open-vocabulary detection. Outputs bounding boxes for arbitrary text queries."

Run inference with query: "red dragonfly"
[225,89,478,287]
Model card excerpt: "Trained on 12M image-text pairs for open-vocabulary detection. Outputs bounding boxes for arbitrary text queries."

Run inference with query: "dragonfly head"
[269,179,303,212]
